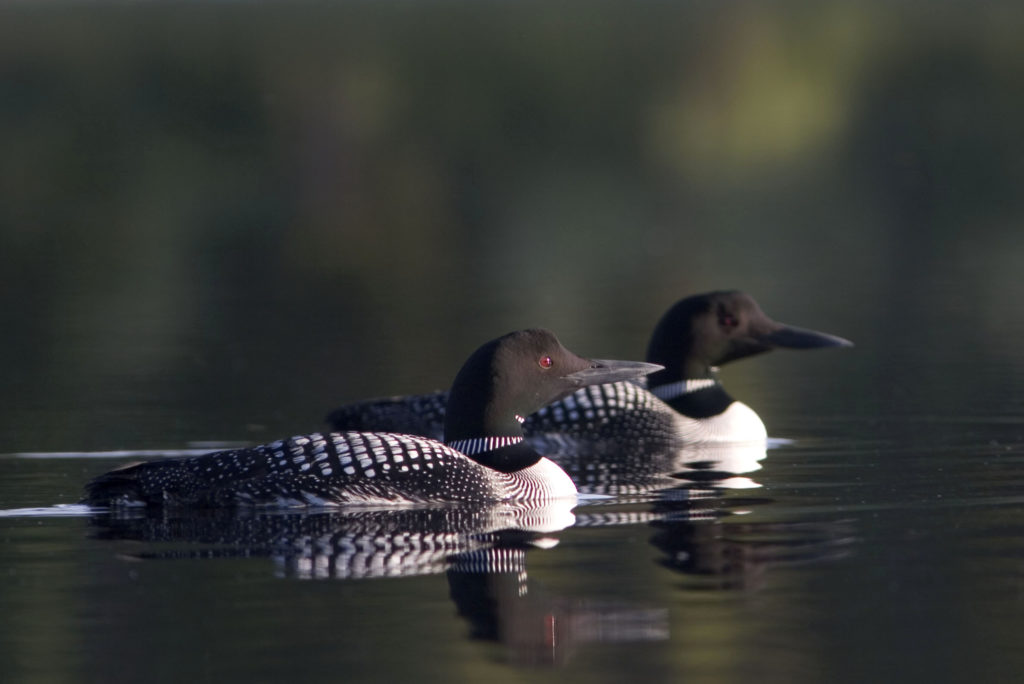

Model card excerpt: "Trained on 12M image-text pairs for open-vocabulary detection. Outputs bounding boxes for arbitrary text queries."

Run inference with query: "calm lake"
[3,3,1024,683]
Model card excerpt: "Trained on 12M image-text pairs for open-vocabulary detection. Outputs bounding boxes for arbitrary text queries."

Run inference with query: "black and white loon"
[83,329,660,508]
[326,291,852,445]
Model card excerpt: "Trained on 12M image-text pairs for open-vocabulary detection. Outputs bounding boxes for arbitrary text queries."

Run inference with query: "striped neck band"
[650,378,718,401]
[447,435,525,456]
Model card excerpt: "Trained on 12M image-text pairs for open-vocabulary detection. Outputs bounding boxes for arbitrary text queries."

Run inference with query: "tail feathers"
[83,461,162,507]
[82,447,289,508]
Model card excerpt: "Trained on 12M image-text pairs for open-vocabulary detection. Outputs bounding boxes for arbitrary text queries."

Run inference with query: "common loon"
[325,291,852,445]
[83,329,660,508]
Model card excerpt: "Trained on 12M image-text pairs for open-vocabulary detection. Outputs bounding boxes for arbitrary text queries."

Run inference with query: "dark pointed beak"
[564,359,664,387]
[759,324,853,350]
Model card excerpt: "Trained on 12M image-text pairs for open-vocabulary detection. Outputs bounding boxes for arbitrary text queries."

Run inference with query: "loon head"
[645,291,853,385]
[444,329,661,443]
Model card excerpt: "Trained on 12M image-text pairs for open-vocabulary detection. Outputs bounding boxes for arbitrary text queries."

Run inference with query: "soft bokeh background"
[3,1,1022,453]
[2,2,1024,683]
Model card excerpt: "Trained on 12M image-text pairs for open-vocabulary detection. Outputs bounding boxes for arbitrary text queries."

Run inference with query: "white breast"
[673,401,768,443]
[508,457,579,501]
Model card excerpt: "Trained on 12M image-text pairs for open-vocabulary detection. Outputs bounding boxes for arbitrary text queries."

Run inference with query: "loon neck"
[446,436,542,474]
[443,383,541,473]
[645,349,718,392]
[446,435,525,457]
[649,377,719,401]
[650,374,737,419]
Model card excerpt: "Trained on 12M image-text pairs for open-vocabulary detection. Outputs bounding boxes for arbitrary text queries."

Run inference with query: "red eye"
[720,313,737,328]
[538,356,553,369]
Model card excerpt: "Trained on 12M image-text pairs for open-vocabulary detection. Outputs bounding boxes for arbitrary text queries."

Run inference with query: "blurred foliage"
[1,1,1024,447]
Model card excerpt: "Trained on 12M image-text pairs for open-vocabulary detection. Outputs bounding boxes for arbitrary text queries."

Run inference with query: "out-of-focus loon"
[83,329,659,508]
[325,291,852,445]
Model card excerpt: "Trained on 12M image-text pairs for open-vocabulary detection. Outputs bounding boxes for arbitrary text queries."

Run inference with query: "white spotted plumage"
[89,431,577,507]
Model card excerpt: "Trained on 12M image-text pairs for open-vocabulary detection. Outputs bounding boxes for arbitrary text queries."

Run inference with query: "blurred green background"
[2,1,1023,452]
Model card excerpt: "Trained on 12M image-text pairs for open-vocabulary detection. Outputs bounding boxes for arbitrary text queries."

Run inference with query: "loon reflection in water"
[89,489,852,584]
[87,470,855,662]
[89,500,670,666]
[448,547,668,667]
[545,437,769,497]
[91,501,577,578]
[643,500,858,592]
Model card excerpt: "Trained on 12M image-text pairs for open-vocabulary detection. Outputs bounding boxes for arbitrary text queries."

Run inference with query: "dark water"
[4,2,1024,683]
